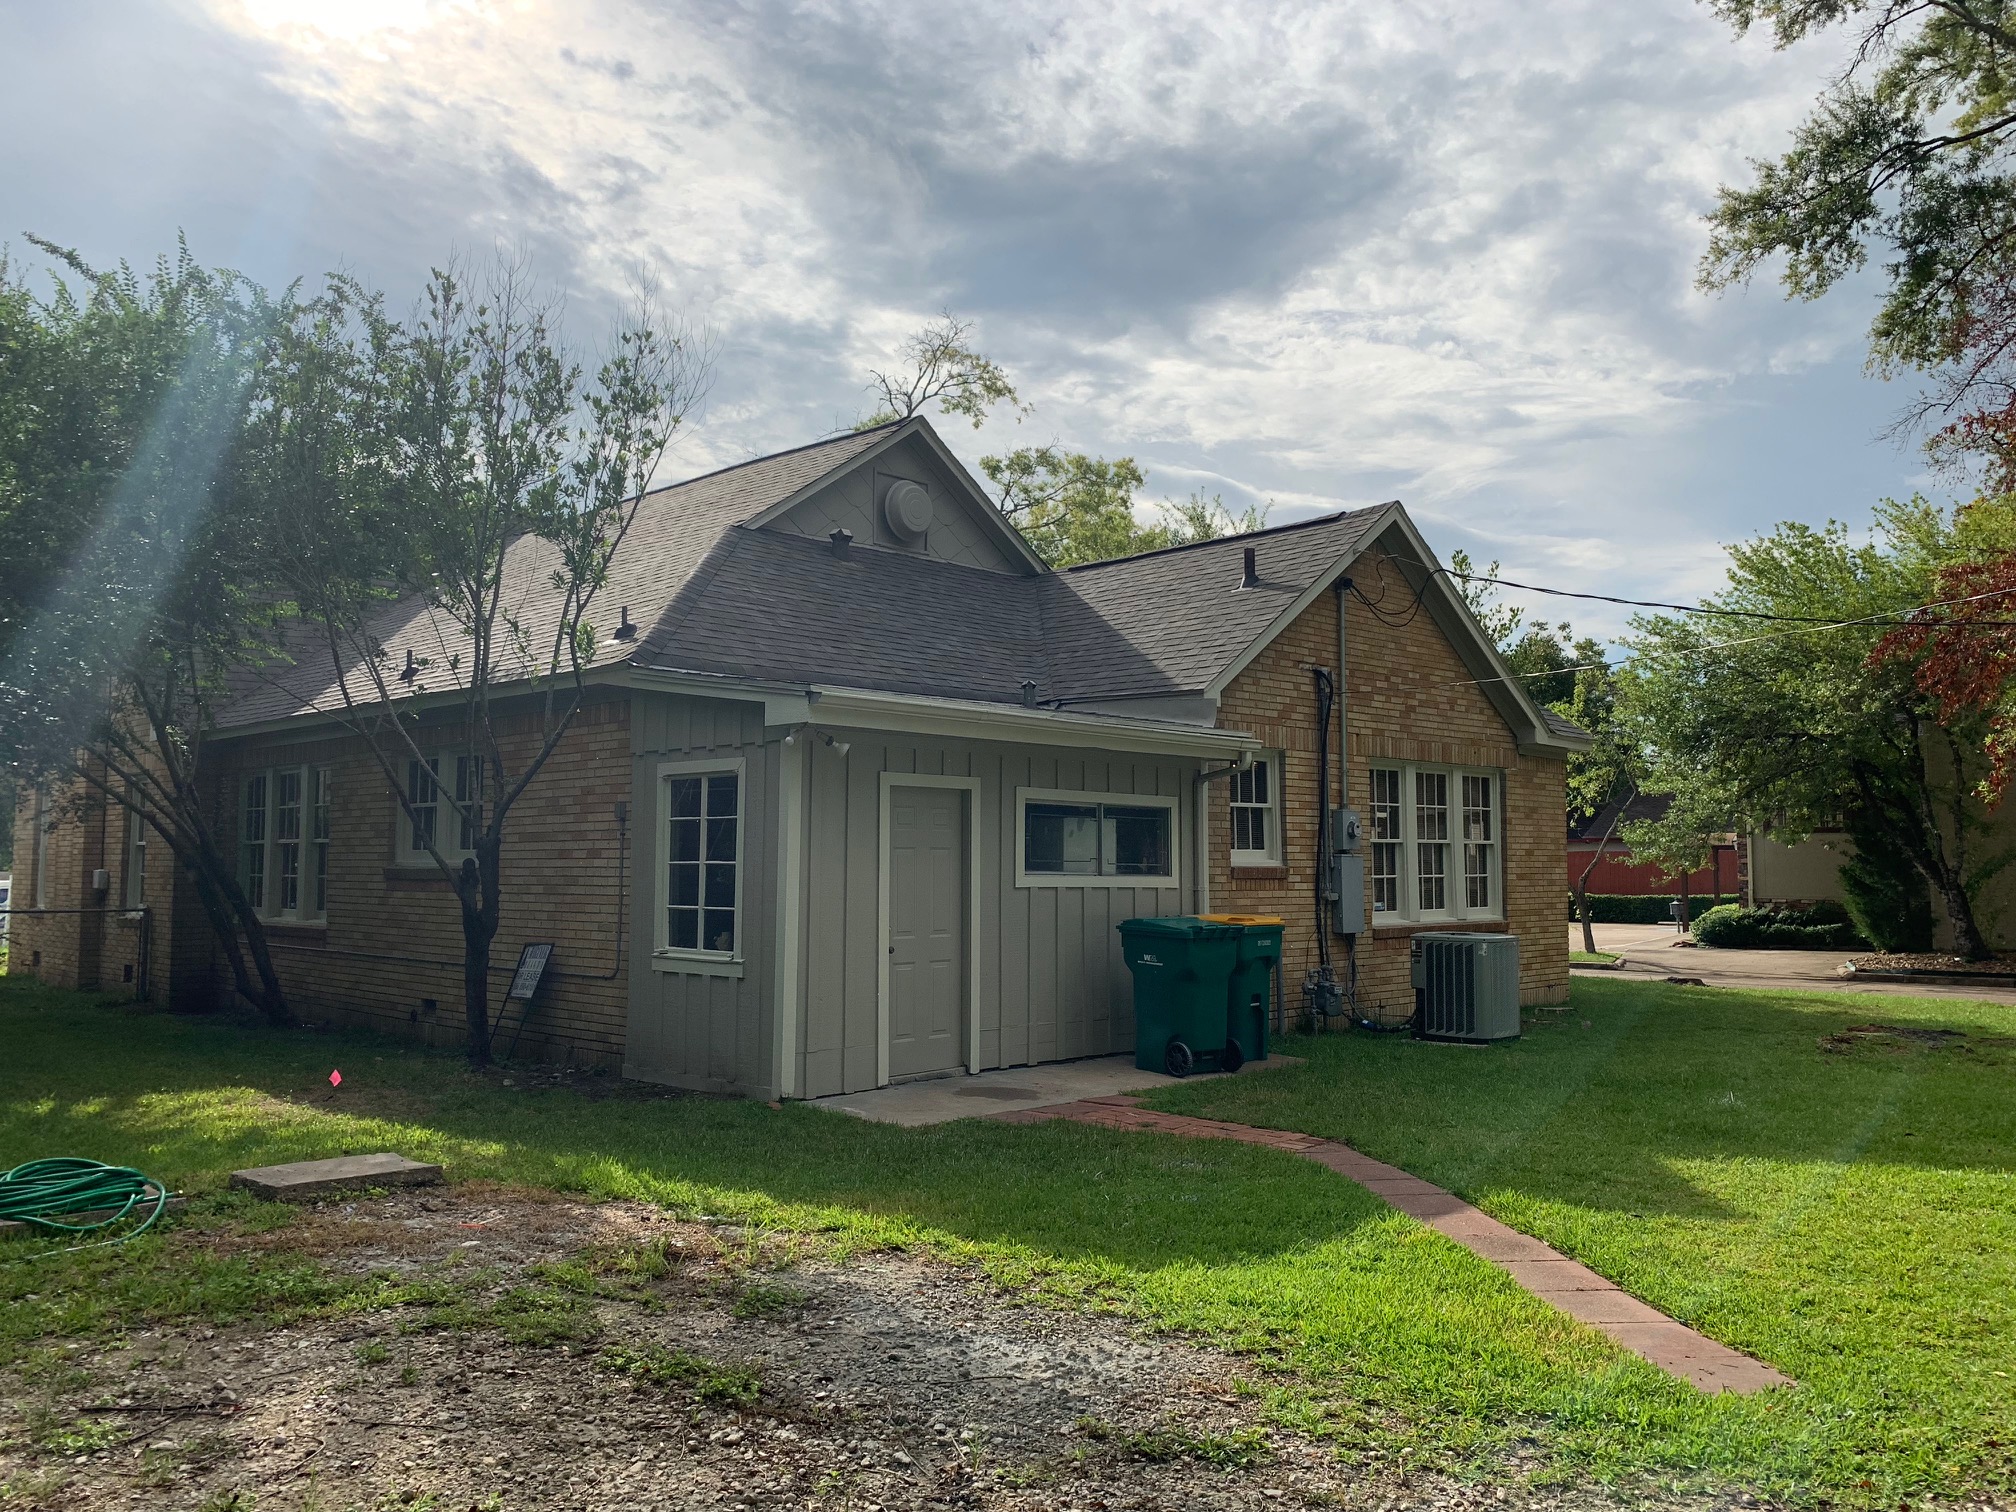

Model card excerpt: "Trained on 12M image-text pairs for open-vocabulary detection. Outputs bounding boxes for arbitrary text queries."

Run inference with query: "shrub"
[1691,900,1868,951]
[1568,893,1732,925]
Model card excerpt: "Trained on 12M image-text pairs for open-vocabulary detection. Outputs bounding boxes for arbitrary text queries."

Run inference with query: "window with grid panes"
[1462,772,1495,910]
[399,752,480,863]
[1364,763,1501,923]
[240,766,332,922]
[1414,769,1449,912]
[665,769,740,955]
[1228,753,1280,865]
[1368,767,1402,915]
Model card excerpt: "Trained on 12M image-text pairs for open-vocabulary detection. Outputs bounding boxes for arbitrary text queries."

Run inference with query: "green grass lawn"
[1147,977,2016,1502]
[1567,950,1619,965]
[1,974,2011,1504]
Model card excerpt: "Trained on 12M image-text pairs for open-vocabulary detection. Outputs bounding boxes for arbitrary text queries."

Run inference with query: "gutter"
[805,685,1261,760]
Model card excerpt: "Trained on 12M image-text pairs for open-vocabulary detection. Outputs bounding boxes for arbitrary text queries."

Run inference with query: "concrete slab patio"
[810,1052,1302,1128]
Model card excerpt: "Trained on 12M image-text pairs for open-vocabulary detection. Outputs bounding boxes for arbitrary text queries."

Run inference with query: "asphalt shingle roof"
[219,419,1578,753]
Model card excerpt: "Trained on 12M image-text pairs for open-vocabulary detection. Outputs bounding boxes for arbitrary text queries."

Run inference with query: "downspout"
[1192,758,1249,915]
[773,726,807,1099]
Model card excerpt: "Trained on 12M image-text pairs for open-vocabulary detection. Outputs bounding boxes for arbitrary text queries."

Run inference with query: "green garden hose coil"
[0,1158,171,1256]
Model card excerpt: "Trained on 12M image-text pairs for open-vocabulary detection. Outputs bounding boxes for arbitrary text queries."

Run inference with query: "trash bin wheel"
[1220,1038,1246,1074]
[1163,1038,1195,1078]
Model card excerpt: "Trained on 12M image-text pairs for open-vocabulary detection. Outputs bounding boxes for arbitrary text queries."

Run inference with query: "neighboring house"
[1566,792,1738,901]
[10,416,1586,1099]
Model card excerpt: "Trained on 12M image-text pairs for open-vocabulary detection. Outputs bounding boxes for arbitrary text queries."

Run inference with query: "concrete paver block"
[229,1153,442,1200]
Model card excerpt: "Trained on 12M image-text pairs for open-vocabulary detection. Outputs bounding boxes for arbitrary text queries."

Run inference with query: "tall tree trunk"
[1677,872,1691,931]
[459,850,501,1066]
[1573,784,1634,956]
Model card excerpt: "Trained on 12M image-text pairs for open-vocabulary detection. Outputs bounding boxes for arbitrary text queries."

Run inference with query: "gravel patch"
[0,1187,1756,1511]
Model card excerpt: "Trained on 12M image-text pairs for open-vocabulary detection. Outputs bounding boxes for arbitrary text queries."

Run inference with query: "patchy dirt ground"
[1,1186,1743,1512]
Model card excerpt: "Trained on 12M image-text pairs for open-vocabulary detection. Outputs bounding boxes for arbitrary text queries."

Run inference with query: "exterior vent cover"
[882,479,932,542]
[1410,933,1520,1042]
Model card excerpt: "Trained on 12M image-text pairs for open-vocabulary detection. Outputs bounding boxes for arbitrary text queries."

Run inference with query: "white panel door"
[887,785,967,1081]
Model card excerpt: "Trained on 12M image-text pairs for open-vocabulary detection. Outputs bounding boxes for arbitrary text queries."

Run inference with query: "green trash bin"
[1117,916,1241,1078]
[1201,914,1283,1070]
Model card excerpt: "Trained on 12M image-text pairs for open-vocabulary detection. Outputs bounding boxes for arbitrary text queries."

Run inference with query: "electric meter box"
[1331,853,1366,936]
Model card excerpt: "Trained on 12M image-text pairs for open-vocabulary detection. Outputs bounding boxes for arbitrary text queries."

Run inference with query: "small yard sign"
[507,943,554,1002]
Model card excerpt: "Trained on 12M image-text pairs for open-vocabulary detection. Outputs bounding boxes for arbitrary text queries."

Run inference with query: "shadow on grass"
[1143,976,2016,1218]
[0,978,1387,1275]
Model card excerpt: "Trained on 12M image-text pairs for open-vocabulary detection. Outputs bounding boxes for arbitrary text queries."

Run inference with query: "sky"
[0,0,1946,642]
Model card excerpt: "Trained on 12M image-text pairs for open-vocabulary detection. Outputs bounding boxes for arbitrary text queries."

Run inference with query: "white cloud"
[16,0,1926,641]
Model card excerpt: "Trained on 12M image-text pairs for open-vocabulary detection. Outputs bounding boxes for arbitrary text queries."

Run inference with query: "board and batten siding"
[794,733,1194,1100]
[626,691,780,1096]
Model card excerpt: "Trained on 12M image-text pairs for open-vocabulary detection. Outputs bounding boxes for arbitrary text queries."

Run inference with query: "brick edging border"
[995,1097,1791,1396]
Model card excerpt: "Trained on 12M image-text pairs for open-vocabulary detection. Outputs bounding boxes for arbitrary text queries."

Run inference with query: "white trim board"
[773,736,806,1099]
[876,772,984,1089]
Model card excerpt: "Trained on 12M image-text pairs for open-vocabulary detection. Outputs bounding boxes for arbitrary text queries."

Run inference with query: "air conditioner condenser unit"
[1411,933,1521,1043]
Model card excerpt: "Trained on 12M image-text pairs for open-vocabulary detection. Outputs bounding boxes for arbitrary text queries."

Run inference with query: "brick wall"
[8,768,168,1000]
[1211,544,1571,1019]
[190,696,634,1067]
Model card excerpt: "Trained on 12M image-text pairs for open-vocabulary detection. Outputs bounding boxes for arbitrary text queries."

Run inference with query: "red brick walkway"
[996,1096,1791,1395]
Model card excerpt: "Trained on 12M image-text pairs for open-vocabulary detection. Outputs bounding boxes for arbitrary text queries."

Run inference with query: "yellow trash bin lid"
[1196,913,1284,926]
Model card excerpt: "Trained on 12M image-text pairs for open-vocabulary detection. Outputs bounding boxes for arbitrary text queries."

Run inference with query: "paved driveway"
[1568,923,2016,1005]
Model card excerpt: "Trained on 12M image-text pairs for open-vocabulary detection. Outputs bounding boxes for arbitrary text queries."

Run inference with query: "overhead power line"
[1439,567,2016,628]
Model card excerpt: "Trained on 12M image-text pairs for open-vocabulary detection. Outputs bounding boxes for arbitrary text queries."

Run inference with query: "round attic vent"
[882,479,932,541]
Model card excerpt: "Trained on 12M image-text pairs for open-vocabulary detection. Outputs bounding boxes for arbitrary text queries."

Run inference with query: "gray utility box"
[1411,933,1521,1042]
[1328,808,1366,936]
[1331,854,1366,936]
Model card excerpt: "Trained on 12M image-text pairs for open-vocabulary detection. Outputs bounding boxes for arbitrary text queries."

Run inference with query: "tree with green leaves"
[258,256,707,1064]
[862,314,1022,429]
[0,238,295,1019]
[1701,0,2016,480]
[1618,499,2015,959]
[981,445,1265,566]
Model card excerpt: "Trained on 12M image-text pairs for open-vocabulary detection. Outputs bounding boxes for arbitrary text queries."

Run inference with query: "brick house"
[11,416,1584,1097]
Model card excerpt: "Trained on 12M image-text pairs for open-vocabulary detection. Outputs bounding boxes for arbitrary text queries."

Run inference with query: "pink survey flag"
[329,1069,343,1087]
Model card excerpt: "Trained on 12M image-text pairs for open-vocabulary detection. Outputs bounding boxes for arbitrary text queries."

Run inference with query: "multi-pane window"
[1019,791,1177,883]
[455,755,484,852]
[1462,773,1495,911]
[1364,765,1500,922]
[405,757,439,857]
[665,769,740,955]
[241,773,269,913]
[1414,770,1449,913]
[311,769,332,918]
[30,790,50,909]
[1369,767,1402,915]
[400,752,481,863]
[275,770,303,914]
[1228,754,1280,865]
[240,766,331,922]
[124,804,149,909]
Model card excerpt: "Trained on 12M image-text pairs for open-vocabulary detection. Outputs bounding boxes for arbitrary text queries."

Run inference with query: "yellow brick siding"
[8,767,171,1000]
[1211,544,1570,1018]
[192,697,634,1066]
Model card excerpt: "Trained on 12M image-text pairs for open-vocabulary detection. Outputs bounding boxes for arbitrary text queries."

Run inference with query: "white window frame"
[240,764,332,924]
[31,789,51,909]
[653,757,746,976]
[1014,786,1181,889]
[1227,750,1283,868]
[1363,763,1503,925]
[395,750,483,866]
[123,801,149,910]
